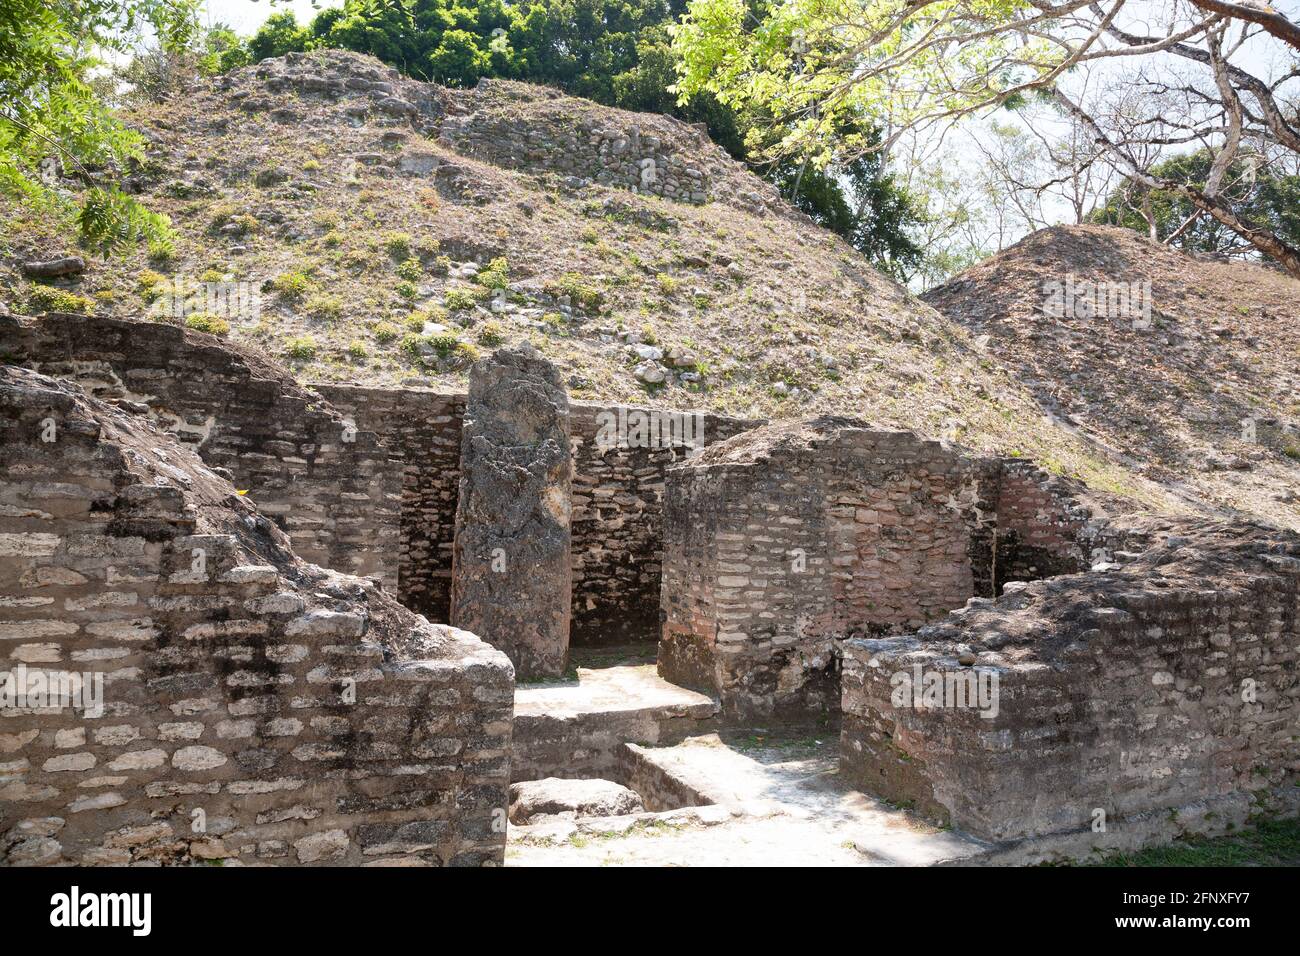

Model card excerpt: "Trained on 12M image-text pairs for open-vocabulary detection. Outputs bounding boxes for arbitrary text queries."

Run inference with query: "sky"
[204,0,342,35]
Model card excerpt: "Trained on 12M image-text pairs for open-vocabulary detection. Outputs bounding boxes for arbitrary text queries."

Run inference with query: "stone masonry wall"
[659,418,1005,720]
[319,384,754,645]
[0,368,512,866]
[840,517,1300,845]
[2,313,402,589]
[993,460,1092,586]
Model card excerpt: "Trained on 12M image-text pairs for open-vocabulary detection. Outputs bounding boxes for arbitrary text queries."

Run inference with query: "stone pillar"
[451,343,572,678]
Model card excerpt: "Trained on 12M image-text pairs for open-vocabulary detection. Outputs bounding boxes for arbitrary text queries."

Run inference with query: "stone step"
[512,664,718,781]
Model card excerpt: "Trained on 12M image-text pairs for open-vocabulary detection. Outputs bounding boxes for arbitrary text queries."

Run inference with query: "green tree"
[0,0,174,251]
[247,11,313,63]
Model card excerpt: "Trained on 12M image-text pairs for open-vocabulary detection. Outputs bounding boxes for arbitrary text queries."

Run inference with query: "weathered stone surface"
[451,344,571,678]
[508,777,644,824]
[22,257,85,279]
[659,416,1093,720]
[317,385,754,645]
[840,516,1300,844]
[0,366,513,867]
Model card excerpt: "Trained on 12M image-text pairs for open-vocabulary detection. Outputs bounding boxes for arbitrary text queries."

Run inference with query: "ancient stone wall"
[319,384,754,645]
[840,518,1300,845]
[992,460,1092,585]
[2,314,401,589]
[659,418,1004,720]
[658,418,1096,720]
[0,368,512,866]
[313,385,465,622]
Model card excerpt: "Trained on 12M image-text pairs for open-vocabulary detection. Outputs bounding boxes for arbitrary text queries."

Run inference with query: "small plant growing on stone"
[426,331,463,357]
[272,271,313,300]
[641,323,658,345]
[305,294,342,321]
[347,339,368,359]
[372,321,401,343]
[147,236,176,262]
[474,257,510,291]
[383,232,413,260]
[137,269,169,302]
[444,287,479,312]
[395,280,418,301]
[544,273,603,313]
[477,320,505,346]
[322,230,344,248]
[184,312,230,336]
[28,285,94,314]
[397,257,423,282]
[581,225,599,244]
[284,335,317,359]
[655,273,677,295]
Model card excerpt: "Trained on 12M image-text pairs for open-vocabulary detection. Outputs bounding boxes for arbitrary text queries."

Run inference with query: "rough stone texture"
[450,345,571,677]
[659,416,1096,720]
[1,313,401,588]
[507,777,643,824]
[512,664,718,782]
[320,384,754,644]
[436,79,784,216]
[0,367,513,866]
[841,516,1300,845]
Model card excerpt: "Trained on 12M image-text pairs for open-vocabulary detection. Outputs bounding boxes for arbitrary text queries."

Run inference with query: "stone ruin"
[660,417,1092,720]
[0,367,510,866]
[2,312,1296,864]
[451,344,572,678]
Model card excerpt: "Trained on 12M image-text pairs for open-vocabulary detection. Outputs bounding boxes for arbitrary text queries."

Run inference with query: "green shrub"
[655,272,677,295]
[184,312,230,336]
[444,287,480,312]
[477,320,505,346]
[395,280,418,301]
[426,332,462,357]
[272,271,313,300]
[284,335,317,359]
[397,256,422,282]
[147,236,176,262]
[474,256,510,291]
[372,321,400,343]
[305,294,342,321]
[545,273,603,312]
[346,339,368,358]
[383,232,412,261]
[28,285,94,314]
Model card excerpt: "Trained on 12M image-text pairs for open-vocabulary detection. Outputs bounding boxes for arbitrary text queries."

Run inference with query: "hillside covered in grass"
[4,49,1297,528]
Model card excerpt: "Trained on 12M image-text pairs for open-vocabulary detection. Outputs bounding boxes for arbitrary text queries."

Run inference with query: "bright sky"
[203,0,342,35]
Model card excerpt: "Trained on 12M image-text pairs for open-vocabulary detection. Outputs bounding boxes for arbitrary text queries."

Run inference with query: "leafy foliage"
[1092,150,1300,258]
[0,0,176,252]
